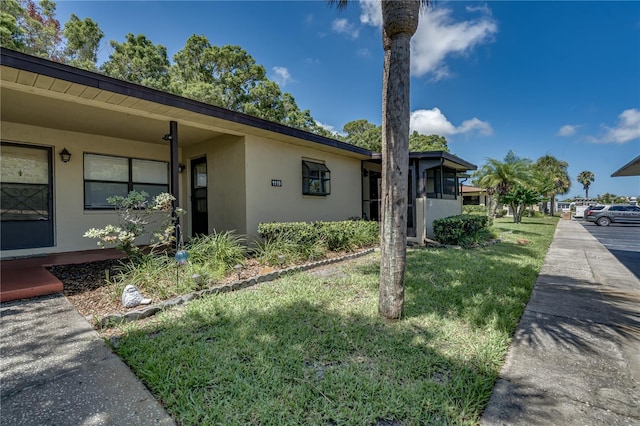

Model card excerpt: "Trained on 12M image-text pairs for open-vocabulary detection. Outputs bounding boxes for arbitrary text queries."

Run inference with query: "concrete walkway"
[0,295,175,425]
[481,220,640,425]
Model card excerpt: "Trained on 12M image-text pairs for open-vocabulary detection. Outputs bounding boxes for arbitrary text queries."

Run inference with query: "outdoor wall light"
[178,163,186,173]
[162,133,172,141]
[59,148,71,163]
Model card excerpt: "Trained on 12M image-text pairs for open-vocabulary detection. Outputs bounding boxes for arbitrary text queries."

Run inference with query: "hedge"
[433,214,492,246]
[257,220,380,252]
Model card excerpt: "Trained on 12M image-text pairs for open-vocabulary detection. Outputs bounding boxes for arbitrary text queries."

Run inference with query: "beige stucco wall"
[420,197,463,240]
[1,122,179,258]
[182,134,247,237]
[2,121,364,256]
[243,136,362,240]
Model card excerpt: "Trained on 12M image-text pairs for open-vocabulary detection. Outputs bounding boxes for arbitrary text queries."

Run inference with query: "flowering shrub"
[84,191,184,261]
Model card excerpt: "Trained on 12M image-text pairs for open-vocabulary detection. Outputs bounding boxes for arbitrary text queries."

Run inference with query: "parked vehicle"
[584,204,640,226]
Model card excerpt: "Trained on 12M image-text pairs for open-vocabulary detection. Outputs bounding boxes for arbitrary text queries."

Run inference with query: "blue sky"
[54,0,640,199]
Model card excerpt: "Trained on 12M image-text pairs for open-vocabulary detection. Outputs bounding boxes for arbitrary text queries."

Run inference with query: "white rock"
[122,284,152,308]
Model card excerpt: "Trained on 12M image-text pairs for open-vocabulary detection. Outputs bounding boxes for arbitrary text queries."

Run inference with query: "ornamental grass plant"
[109,216,558,425]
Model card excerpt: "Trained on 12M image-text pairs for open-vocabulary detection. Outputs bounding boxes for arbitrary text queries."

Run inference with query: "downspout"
[459,176,468,197]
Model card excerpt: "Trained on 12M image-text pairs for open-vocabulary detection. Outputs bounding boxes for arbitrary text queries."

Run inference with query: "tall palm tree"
[331,0,429,319]
[473,151,532,216]
[577,170,595,200]
[535,155,571,216]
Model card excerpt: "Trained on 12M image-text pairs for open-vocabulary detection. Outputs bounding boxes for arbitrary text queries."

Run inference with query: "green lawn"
[111,216,559,425]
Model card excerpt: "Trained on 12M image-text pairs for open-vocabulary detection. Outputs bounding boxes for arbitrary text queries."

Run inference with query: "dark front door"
[368,171,381,221]
[190,157,208,236]
[0,143,54,250]
[407,166,416,237]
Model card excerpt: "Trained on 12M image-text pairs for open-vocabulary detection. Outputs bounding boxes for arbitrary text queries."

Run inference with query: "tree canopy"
[1,1,330,135]
[534,154,571,216]
[342,119,449,153]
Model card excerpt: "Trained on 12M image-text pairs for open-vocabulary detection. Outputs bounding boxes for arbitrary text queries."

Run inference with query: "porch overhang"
[368,151,477,172]
[0,48,371,160]
[611,155,640,177]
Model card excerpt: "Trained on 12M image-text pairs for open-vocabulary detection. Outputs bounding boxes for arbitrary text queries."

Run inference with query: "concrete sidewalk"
[481,220,640,425]
[0,294,175,425]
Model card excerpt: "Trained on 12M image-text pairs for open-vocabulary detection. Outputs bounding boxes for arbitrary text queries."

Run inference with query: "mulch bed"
[48,259,126,319]
[47,251,373,322]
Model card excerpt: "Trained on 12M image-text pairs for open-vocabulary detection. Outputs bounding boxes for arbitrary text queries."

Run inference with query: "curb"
[98,248,376,328]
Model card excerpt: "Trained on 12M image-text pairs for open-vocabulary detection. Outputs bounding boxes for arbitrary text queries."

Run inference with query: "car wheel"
[597,217,611,226]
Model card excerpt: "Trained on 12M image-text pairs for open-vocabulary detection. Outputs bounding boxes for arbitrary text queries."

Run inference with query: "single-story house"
[461,185,489,206]
[0,48,476,258]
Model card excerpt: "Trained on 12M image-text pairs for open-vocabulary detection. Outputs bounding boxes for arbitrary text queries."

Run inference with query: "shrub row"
[433,214,493,246]
[462,205,488,215]
[257,220,380,253]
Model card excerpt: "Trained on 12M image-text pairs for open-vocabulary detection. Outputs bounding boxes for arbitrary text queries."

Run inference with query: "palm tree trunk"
[378,1,418,320]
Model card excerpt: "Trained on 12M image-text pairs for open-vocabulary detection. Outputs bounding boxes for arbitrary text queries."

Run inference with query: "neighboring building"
[363,153,477,243]
[461,185,489,206]
[0,49,476,257]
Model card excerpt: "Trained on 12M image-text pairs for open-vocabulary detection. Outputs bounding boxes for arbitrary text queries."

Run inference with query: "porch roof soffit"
[369,151,477,172]
[0,49,370,159]
[611,155,640,177]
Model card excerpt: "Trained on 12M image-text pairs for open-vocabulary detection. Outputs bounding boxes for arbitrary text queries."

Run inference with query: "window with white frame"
[302,160,330,196]
[84,153,169,209]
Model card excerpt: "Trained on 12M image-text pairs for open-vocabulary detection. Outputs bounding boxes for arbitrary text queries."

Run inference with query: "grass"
[110,216,559,425]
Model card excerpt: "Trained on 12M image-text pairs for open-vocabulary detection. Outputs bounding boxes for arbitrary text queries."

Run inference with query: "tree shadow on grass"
[350,244,640,423]
[113,291,511,425]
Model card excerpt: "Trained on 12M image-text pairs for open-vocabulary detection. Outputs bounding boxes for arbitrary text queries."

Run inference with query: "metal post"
[169,120,179,212]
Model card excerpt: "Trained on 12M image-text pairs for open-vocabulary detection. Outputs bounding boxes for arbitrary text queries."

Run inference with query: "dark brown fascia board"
[0,48,371,157]
[369,150,477,171]
[611,155,640,177]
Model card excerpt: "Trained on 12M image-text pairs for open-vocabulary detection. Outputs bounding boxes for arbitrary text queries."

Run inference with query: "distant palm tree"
[535,155,571,216]
[577,170,595,200]
[330,0,429,319]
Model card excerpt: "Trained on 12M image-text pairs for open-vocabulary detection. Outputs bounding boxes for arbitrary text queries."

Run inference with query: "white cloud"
[412,8,497,79]
[588,108,640,144]
[272,66,292,87]
[359,0,382,27]
[357,48,371,57]
[359,1,497,80]
[557,124,578,137]
[332,18,359,39]
[410,108,493,136]
[316,121,343,137]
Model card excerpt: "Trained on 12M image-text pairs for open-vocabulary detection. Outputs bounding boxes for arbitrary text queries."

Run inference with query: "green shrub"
[111,253,181,300]
[252,232,309,266]
[462,205,488,215]
[84,191,184,263]
[256,220,379,263]
[186,231,247,277]
[433,214,493,247]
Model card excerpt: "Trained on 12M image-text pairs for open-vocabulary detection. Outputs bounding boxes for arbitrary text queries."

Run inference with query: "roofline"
[611,155,640,177]
[369,150,477,170]
[0,48,372,157]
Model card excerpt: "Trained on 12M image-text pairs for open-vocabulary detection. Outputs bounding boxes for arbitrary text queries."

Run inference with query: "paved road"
[579,220,640,279]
